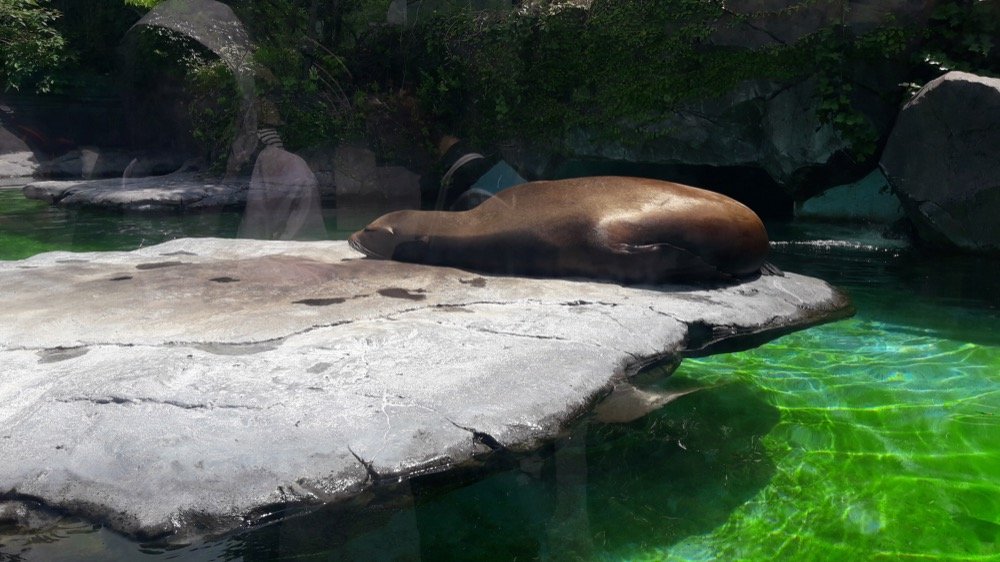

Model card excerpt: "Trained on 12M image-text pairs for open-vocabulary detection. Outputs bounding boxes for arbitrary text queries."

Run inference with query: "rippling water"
[1,189,998,560]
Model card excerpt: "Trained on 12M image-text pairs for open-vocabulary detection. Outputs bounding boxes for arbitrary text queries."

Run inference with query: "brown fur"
[349,176,770,283]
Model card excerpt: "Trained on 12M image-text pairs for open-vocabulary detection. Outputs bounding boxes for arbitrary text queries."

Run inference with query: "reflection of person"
[419,135,492,210]
[419,134,527,211]
[237,127,328,240]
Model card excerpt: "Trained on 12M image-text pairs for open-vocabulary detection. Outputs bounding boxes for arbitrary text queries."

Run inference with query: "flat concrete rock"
[22,172,248,211]
[0,238,850,541]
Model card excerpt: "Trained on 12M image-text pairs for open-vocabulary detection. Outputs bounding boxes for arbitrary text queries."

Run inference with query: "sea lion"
[348,176,771,283]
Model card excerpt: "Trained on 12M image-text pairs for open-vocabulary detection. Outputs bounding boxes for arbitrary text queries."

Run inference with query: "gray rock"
[299,144,339,201]
[121,0,257,176]
[333,145,378,199]
[332,145,421,231]
[0,151,37,180]
[881,71,1000,251]
[22,172,248,211]
[0,125,38,179]
[0,238,850,541]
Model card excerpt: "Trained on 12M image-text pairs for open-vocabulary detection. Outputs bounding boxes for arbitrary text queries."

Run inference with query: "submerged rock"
[0,238,851,540]
[881,71,1000,252]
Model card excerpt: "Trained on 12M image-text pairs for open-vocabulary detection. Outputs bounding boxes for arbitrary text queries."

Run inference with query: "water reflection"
[236,134,327,241]
[768,220,1000,347]
[214,379,778,561]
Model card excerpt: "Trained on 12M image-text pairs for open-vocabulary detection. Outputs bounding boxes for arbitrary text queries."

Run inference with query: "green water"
[0,189,359,260]
[0,189,244,259]
[1,190,998,560]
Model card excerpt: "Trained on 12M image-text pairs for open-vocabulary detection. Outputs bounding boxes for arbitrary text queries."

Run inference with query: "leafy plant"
[186,57,240,172]
[0,0,67,91]
[379,0,932,161]
[807,23,910,161]
[919,0,999,76]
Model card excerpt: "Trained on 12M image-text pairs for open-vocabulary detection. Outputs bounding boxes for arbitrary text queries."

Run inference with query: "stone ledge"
[22,173,248,211]
[0,238,851,540]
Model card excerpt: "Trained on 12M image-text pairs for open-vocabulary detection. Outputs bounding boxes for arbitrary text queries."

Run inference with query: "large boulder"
[121,0,257,175]
[0,238,851,541]
[881,71,1000,251]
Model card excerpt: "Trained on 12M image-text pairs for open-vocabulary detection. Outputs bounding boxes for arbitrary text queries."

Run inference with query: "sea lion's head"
[349,211,436,261]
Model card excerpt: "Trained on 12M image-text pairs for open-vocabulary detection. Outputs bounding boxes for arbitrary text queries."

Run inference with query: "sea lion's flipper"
[599,225,725,280]
[594,383,704,424]
[760,261,784,276]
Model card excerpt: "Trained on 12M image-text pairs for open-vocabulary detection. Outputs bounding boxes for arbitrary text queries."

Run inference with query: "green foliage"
[383,0,966,162]
[47,0,143,78]
[186,58,240,172]
[253,42,358,150]
[401,1,870,151]
[10,0,995,169]
[808,24,911,160]
[127,25,240,169]
[229,0,379,149]
[0,0,67,91]
[919,0,999,76]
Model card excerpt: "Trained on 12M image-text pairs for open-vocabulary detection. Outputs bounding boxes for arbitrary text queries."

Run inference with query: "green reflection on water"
[657,317,1000,561]
[0,189,244,260]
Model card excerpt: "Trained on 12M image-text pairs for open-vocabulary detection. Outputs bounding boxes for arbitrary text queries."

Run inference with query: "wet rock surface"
[0,238,851,540]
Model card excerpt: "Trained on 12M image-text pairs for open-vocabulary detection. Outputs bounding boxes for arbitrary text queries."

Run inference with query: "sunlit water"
[1,188,998,560]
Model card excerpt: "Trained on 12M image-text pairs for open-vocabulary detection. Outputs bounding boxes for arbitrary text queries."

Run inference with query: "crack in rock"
[55,396,262,411]
[470,326,569,341]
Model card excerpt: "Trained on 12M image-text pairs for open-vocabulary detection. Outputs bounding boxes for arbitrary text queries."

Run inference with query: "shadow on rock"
[222,380,780,561]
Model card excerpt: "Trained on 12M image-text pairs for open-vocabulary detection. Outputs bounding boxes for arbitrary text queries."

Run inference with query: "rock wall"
[495,0,938,204]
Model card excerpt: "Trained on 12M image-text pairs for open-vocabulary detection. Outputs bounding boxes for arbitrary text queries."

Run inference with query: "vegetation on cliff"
[2,0,997,167]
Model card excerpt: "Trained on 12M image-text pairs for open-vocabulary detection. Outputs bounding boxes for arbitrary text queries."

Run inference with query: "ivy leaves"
[0,0,67,92]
